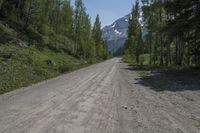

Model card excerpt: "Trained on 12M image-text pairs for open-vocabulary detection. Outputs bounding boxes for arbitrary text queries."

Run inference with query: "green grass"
[123,54,152,77]
[0,21,103,95]
[0,21,17,36]
[123,54,200,78]
[122,54,150,66]
[0,43,90,94]
[138,71,149,77]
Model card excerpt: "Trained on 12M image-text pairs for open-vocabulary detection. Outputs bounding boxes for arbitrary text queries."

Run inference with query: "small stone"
[122,105,128,110]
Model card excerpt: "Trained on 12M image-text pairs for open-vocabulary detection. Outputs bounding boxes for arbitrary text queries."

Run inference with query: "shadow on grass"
[125,65,200,92]
[124,65,156,71]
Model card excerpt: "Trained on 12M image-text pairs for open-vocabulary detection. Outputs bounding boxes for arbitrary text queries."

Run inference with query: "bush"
[47,34,75,55]
[25,28,43,44]
[0,22,17,36]
[123,54,136,64]
[59,64,70,73]
[139,54,150,65]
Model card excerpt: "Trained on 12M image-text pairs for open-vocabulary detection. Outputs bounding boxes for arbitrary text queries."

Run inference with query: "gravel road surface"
[0,58,200,133]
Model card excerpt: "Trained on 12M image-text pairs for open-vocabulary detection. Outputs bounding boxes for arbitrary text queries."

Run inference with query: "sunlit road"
[0,58,200,133]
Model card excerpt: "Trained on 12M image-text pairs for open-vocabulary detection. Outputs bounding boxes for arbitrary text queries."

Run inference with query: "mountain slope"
[102,14,130,56]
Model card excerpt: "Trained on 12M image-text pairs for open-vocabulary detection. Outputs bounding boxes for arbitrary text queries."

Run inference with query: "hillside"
[0,22,92,94]
[0,0,111,94]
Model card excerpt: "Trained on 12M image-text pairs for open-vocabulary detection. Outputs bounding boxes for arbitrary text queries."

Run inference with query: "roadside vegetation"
[123,0,200,91]
[0,43,89,94]
[124,0,200,66]
[123,0,200,74]
[0,0,111,94]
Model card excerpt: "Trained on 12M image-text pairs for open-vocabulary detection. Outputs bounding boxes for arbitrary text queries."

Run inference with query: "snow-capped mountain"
[102,14,130,56]
[102,11,144,56]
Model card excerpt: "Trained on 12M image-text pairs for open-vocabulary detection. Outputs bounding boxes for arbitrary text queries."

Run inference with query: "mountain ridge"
[102,14,130,56]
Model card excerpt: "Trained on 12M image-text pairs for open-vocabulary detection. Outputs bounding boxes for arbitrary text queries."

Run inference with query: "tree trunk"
[187,43,190,65]
[0,0,4,10]
[23,0,33,30]
[18,0,24,19]
[160,34,164,66]
[149,35,152,65]
[167,40,171,66]
[175,37,178,65]
[159,1,164,66]
[176,37,183,66]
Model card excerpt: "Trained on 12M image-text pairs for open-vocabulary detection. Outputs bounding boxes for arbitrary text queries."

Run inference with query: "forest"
[124,0,200,67]
[0,0,110,93]
[0,0,199,93]
[0,0,110,59]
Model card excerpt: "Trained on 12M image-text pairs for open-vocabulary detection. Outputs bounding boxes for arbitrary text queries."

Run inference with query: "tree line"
[125,0,200,66]
[0,0,111,60]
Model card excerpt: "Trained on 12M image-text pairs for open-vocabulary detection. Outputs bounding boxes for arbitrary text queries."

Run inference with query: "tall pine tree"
[125,0,142,64]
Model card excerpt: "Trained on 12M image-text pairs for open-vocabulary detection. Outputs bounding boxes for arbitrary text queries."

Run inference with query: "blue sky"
[71,0,141,27]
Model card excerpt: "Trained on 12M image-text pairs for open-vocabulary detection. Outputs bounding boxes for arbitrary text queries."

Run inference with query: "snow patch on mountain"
[102,11,145,56]
[102,14,130,56]
[114,29,122,35]
[111,23,116,28]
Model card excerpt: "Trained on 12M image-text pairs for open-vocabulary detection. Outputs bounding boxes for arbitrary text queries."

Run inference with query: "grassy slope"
[0,44,89,94]
[0,22,94,94]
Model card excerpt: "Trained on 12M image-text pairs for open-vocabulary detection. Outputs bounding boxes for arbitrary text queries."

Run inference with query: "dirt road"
[0,58,200,133]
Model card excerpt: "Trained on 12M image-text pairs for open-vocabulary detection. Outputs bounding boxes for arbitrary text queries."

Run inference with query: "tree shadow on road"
[125,65,200,92]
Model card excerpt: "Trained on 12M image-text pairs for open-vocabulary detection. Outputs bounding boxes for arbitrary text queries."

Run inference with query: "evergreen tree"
[125,0,142,64]
[92,14,103,58]
[140,0,200,66]
[92,14,110,59]
[73,0,84,55]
